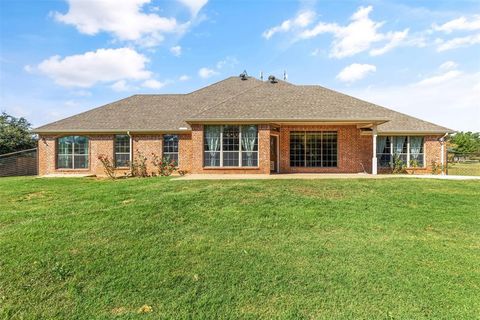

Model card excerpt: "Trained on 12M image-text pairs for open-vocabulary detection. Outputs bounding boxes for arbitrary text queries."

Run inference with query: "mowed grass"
[448,162,480,176]
[0,177,479,319]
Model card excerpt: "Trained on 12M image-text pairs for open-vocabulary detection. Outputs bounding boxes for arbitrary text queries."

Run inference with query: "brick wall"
[38,133,191,176]
[38,134,114,176]
[377,135,445,174]
[278,125,371,173]
[190,124,271,174]
[37,131,445,176]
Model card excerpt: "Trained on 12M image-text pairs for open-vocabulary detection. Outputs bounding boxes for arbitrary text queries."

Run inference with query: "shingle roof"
[34,76,453,134]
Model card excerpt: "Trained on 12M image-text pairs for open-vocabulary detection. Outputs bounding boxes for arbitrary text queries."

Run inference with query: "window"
[114,135,130,167]
[377,136,392,167]
[409,136,424,167]
[204,125,258,167]
[377,136,424,168]
[393,136,408,164]
[163,135,179,164]
[57,136,89,169]
[290,131,337,167]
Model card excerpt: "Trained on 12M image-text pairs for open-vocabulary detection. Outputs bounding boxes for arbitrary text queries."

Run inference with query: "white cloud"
[142,79,165,89]
[24,65,33,73]
[432,15,480,33]
[216,56,239,69]
[369,29,409,56]
[416,70,462,86]
[54,0,181,46]
[310,48,321,56]
[170,45,182,56]
[263,10,315,39]
[336,63,376,83]
[346,64,480,131]
[198,67,218,79]
[436,33,480,51]
[111,80,131,92]
[439,60,458,71]
[36,48,151,88]
[177,0,208,17]
[179,75,190,81]
[298,6,410,58]
[197,56,238,79]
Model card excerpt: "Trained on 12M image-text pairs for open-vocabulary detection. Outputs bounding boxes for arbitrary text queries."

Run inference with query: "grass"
[448,162,480,176]
[1,176,479,319]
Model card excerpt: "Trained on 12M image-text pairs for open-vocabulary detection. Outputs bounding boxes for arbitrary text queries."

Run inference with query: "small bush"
[97,154,116,179]
[409,159,419,174]
[431,160,442,175]
[131,151,149,177]
[151,153,177,176]
[391,155,406,174]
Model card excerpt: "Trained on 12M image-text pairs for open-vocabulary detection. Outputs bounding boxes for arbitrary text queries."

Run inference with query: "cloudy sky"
[1,0,479,131]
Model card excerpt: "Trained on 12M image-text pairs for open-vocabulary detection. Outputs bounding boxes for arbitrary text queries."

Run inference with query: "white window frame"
[204,125,259,168]
[114,134,131,168]
[163,134,179,165]
[56,136,89,169]
[378,136,425,168]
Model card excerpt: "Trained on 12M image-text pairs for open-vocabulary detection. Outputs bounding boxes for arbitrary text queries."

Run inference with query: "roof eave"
[33,128,192,134]
[186,118,390,125]
[377,129,455,135]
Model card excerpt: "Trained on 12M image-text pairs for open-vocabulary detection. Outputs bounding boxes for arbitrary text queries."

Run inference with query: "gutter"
[185,118,390,124]
[33,129,191,134]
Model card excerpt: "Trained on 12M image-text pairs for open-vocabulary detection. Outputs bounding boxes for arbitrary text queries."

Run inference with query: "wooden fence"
[0,148,38,177]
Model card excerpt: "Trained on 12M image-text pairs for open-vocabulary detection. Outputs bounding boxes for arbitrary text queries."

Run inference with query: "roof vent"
[268,75,277,83]
[239,70,248,80]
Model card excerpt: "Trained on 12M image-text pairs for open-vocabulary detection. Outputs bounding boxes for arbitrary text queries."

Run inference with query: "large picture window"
[114,135,130,167]
[377,136,424,167]
[290,131,337,167]
[163,135,179,164]
[204,125,258,167]
[57,136,89,169]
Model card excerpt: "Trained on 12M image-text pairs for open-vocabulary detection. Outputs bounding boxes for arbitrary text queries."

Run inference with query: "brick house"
[34,75,453,176]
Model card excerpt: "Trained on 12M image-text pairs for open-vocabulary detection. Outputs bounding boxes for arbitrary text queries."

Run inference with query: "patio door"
[270,136,279,173]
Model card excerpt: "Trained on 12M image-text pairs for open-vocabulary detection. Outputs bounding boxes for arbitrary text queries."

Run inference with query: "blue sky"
[1,0,479,131]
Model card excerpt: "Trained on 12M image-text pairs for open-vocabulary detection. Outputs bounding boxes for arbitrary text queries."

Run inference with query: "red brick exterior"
[279,125,372,173]
[377,135,446,174]
[190,124,271,174]
[37,127,445,176]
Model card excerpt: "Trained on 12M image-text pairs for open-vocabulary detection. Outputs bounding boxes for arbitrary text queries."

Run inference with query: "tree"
[0,112,37,154]
[449,131,480,154]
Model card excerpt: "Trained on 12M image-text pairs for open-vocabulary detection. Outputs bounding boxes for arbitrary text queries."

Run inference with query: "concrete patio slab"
[174,173,480,181]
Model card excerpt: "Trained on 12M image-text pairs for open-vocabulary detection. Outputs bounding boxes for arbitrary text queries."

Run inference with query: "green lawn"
[1,177,479,319]
[448,162,480,176]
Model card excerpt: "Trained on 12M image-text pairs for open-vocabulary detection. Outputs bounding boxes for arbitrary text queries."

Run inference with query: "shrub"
[97,154,116,179]
[151,153,177,176]
[431,160,442,175]
[131,151,149,177]
[391,154,406,174]
[409,159,419,174]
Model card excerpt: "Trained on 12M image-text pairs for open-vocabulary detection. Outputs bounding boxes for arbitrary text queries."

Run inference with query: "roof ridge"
[189,81,265,118]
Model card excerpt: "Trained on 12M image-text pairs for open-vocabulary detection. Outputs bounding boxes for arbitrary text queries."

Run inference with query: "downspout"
[127,131,133,171]
[440,133,448,175]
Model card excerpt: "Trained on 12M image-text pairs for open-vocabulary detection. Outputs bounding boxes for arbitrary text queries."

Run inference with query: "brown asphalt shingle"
[34,76,453,134]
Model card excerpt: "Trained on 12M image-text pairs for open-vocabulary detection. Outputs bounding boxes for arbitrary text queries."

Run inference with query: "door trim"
[270,134,280,173]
